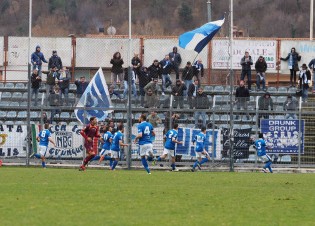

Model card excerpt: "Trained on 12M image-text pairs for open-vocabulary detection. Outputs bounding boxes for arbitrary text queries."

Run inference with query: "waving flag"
[74,67,112,124]
[179,18,225,53]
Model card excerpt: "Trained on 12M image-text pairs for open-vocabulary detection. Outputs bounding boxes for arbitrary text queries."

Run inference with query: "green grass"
[0,167,315,226]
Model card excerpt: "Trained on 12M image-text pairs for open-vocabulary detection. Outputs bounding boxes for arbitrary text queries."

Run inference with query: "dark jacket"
[235,86,250,101]
[169,49,182,66]
[138,68,151,88]
[258,93,273,110]
[31,73,42,89]
[299,69,311,88]
[280,52,301,69]
[110,58,124,74]
[193,61,204,77]
[171,82,187,96]
[160,59,172,74]
[187,83,199,97]
[48,55,63,70]
[240,56,253,70]
[255,58,267,73]
[283,98,298,111]
[75,80,89,96]
[195,91,209,109]
[148,63,162,79]
[182,66,194,80]
[49,92,62,106]
[57,69,70,89]
[131,57,141,75]
[47,70,59,85]
[308,58,315,72]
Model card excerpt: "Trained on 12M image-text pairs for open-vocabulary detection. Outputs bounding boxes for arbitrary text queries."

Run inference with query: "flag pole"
[127,0,132,170]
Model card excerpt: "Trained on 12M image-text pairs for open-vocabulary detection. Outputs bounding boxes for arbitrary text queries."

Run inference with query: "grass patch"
[0,167,314,226]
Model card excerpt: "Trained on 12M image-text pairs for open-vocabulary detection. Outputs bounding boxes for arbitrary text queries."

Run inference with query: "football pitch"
[0,167,314,226]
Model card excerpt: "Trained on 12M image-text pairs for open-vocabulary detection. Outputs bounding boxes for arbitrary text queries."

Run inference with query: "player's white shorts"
[111,150,120,159]
[39,145,48,157]
[258,154,271,163]
[162,148,176,157]
[196,150,210,159]
[139,143,153,156]
[100,149,111,156]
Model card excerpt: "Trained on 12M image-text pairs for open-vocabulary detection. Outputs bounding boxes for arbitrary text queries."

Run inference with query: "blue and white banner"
[179,18,225,53]
[261,119,305,154]
[74,67,112,124]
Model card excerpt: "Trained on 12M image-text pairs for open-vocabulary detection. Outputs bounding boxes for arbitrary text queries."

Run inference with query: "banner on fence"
[0,124,27,157]
[131,127,222,159]
[212,39,277,71]
[261,119,304,154]
[222,128,252,159]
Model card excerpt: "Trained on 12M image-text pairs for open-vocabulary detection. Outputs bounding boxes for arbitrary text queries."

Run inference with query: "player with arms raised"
[134,114,155,174]
[79,116,100,171]
[35,123,56,168]
[191,126,210,172]
[254,133,273,173]
[155,123,183,171]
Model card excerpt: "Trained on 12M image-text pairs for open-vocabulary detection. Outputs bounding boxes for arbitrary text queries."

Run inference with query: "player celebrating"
[254,133,273,173]
[91,125,113,167]
[155,123,183,171]
[191,126,210,172]
[79,116,100,171]
[110,124,128,170]
[35,123,56,168]
[134,114,155,174]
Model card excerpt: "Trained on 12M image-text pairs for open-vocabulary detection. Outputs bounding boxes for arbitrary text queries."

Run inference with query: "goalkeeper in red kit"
[79,116,100,171]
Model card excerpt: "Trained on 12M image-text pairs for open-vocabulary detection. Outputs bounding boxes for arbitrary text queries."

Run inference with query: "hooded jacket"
[31,45,47,66]
[258,92,273,110]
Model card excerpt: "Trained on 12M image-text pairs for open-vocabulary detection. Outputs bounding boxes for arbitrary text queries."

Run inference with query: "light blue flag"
[179,18,225,53]
[74,67,112,124]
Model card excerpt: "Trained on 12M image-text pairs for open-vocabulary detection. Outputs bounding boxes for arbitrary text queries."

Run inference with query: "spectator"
[163,112,180,135]
[187,79,200,109]
[31,68,41,106]
[144,78,160,108]
[138,67,152,107]
[194,87,209,128]
[45,65,59,101]
[31,45,47,75]
[148,59,162,80]
[182,61,194,96]
[147,110,162,128]
[235,80,250,120]
[258,92,273,124]
[240,51,253,91]
[169,46,182,80]
[49,85,62,123]
[41,112,49,124]
[108,85,122,99]
[48,50,62,70]
[57,66,71,105]
[171,79,186,109]
[255,56,267,91]
[193,59,204,83]
[131,53,142,77]
[110,52,124,89]
[283,95,298,119]
[308,57,315,93]
[280,47,301,87]
[75,76,89,103]
[160,55,173,95]
[122,68,137,99]
[299,63,311,103]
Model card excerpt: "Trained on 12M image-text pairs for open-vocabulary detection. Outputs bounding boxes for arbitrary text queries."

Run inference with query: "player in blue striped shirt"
[254,133,273,173]
[134,114,155,174]
[110,124,128,170]
[191,126,210,172]
[155,123,183,171]
[34,123,56,168]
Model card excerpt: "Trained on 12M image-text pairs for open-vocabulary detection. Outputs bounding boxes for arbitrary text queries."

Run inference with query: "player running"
[79,116,100,171]
[134,114,155,174]
[191,126,210,172]
[155,123,183,171]
[110,124,128,170]
[254,133,273,173]
[35,123,56,168]
[91,125,113,167]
